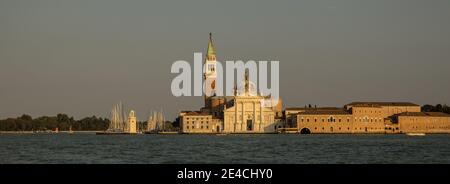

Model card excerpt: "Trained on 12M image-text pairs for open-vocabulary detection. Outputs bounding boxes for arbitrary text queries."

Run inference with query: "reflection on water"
[0,134,449,164]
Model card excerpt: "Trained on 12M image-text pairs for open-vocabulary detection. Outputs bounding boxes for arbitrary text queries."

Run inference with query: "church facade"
[179,34,282,134]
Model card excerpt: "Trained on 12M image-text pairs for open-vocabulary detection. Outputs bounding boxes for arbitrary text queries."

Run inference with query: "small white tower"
[128,110,137,133]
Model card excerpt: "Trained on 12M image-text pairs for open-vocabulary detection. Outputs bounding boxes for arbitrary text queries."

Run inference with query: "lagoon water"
[0,133,449,164]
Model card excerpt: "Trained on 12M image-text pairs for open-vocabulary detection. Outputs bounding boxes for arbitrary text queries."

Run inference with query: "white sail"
[108,102,127,132]
[145,109,165,133]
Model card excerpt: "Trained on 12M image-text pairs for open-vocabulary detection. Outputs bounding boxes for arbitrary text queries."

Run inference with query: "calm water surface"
[0,134,449,164]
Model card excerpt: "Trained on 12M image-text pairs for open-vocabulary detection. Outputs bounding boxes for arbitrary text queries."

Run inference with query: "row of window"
[310,127,386,131]
[186,125,209,130]
[186,117,210,121]
[409,126,450,129]
[407,118,448,122]
[356,118,382,123]
[299,117,383,123]
[386,127,400,130]
[301,118,350,123]
[185,121,209,125]
[354,110,382,114]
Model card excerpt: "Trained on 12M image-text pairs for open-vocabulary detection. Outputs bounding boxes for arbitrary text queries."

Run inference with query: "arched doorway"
[216,126,220,133]
[300,128,311,134]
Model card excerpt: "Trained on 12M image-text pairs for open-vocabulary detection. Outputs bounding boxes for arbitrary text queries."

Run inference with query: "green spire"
[206,33,216,59]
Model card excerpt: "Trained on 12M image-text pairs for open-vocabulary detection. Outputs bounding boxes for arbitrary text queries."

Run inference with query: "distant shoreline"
[0,131,99,134]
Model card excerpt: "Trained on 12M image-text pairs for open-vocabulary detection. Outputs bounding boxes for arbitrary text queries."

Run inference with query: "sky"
[1,0,450,121]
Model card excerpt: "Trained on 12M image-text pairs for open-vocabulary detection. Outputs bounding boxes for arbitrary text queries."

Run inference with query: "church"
[179,34,283,134]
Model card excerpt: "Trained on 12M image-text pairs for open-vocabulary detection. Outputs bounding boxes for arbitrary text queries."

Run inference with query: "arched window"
[328,116,335,123]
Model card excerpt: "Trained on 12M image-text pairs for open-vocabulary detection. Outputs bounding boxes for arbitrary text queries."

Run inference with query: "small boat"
[96,131,138,135]
[406,133,426,136]
[68,126,74,134]
[216,133,229,136]
[157,131,179,135]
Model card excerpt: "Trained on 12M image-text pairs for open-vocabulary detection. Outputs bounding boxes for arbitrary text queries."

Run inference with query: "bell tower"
[204,33,217,108]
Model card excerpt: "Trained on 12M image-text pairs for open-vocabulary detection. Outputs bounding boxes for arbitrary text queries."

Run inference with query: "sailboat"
[406,133,426,136]
[96,102,137,135]
[68,125,73,134]
[144,110,171,134]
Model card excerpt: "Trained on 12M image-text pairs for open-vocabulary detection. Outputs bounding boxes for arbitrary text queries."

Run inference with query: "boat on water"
[68,126,74,134]
[216,133,229,136]
[96,102,138,135]
[406,133,426,136]
[145,110,168,134]
[158,131,179,134]
[96,131,138,135]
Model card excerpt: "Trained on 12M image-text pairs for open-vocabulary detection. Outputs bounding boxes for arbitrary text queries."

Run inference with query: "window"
[186,126,189,129]
[201,126,203,129]
[206,126,209,129]
[192,126,194,129]
[328,116,335,123]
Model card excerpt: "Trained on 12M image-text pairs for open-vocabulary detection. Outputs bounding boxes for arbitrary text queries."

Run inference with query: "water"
[0,133,449,164]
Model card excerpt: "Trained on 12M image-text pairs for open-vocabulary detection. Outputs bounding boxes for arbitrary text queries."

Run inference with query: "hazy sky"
[1,0,450,120]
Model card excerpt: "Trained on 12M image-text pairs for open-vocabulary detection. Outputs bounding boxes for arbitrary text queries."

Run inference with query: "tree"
[422,104,434,112]
[443,105,450,114]
[435,104,443,112]
[173,117,180,128]
[19,114,32,121]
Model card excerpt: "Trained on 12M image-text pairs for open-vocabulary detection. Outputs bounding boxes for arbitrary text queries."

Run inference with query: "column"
[253,101,257,132]
[234,101,237,132]
[241,102,245,131]
[260,102,263,131]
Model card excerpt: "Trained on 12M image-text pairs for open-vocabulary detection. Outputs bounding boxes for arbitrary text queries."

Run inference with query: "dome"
[236,80,258,96]
[129,110,136,117]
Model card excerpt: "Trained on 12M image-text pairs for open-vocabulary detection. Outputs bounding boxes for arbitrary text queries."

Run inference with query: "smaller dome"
[129,110,136,117]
